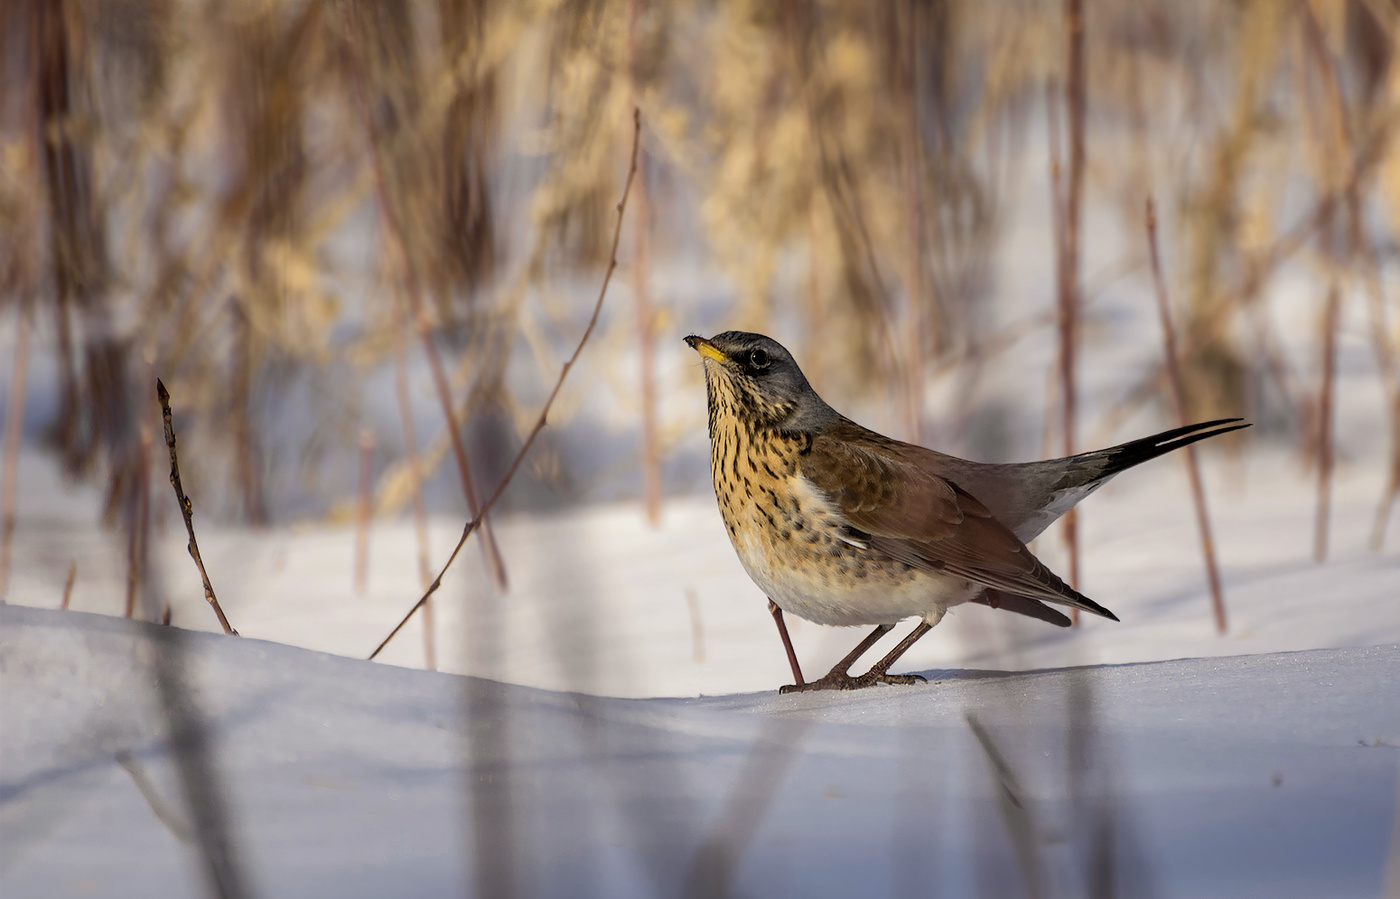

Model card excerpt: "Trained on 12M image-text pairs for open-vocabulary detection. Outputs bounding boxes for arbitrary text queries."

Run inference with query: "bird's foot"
[778,669,926,693]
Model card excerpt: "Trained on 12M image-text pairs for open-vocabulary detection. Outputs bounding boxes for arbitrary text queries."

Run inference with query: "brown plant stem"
[125,426,152,619]
[1047,66,1082,622]
[629,0,662,527]
[1297,1,1400,551]
[342,9,509,590]
[369,108,643,661]
[60,560,76,609]
[1146,199,1229,635]
[899,0,928,446]
[156,379,237,636]
[1315,282,1341,562]
[1061,0,1086,606]
[0,303,30,600]
[355,428,373,596]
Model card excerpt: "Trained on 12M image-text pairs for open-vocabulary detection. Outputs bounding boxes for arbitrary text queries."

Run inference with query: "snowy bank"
[2,604,1397,898]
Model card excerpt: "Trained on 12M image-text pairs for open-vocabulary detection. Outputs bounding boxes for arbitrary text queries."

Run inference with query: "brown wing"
[803,420,1117,620]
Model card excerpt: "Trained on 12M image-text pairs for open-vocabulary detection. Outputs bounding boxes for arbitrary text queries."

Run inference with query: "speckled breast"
[707,418,958,627]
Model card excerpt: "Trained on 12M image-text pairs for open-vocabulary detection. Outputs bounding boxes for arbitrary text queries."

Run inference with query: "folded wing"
[803,420,1118,621]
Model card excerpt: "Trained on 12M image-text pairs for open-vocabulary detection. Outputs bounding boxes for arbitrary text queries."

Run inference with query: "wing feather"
[803,420,1117,620]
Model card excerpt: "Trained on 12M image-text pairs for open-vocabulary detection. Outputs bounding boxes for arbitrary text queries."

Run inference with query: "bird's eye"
[749,349,770,370]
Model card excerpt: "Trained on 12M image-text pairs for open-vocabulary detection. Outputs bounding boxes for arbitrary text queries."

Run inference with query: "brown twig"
[343,7,509,590]
[0,303,29,600]
[125,426,153,619]
[1297,1,1400,551]
[1315,282,1341,562]
[368,107,644,661]
[60,560,76,609]
[354,428,373,596]
[899,0,928,445]
[1146,199,1229,635]
[629,0,662,527]
[1047,51,1083,621]
[1061,0,1086,608]
[156,379,237,636]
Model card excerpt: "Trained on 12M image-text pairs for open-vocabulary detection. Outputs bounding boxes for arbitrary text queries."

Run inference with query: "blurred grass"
[0,0,1396,531]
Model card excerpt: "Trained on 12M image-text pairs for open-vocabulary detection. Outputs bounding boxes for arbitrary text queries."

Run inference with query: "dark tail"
[1095,418,1250,479]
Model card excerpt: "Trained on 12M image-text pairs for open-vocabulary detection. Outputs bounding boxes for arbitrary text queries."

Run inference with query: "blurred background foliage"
[0,0,1397,537]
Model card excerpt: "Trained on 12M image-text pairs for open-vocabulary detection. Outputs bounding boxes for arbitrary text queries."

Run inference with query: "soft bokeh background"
[3,4,1400,897]
[0,0,1397,690]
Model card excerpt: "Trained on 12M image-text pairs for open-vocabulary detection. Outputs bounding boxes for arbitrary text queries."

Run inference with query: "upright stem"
[900,0,927,445]
[1060,0,1086,600]
[343,10,508,590]
[355,429,374,595]
[1147,199,1229,634]
[1315,283,1341,562]
[630,0,661,526]
[157,379,237,636]
[0,305,30,600]
[370,109,643,661]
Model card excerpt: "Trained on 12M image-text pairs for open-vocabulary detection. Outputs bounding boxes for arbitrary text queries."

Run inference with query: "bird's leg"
[779,624,894,693]
[767,599,805,688]
[854,620,933,686]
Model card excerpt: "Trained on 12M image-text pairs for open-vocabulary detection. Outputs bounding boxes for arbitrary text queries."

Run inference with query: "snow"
[3,440,1396,700]
[2,603,1396,898]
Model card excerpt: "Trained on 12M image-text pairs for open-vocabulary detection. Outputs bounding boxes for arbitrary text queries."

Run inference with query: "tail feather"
[1096,418,1250,479]
[972,589,1074,627]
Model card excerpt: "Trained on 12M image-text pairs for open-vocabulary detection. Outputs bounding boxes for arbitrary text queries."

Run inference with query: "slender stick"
[0,303,30,600]
[156,380,237,636]
[60,560,76,609]
[369,108,644,661]
[125,426,152,619]
[1146,199,1229,634]
[354,428,373,595]
[1062,0,1086,603]
[342,8,509,590]
[1315,282,1341,562]
[628,0,662,527]
[900,0,928,445]
[1297,3,1400,551]
[1047,71,1080,622]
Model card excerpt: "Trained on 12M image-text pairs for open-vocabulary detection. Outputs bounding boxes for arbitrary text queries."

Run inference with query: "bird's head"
[684,331,832,431]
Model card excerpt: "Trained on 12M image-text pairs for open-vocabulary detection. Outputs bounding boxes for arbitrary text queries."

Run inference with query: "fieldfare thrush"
[685,331,1248,693]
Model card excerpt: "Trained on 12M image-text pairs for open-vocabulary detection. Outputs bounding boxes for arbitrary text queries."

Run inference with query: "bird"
[684,330,1248,692]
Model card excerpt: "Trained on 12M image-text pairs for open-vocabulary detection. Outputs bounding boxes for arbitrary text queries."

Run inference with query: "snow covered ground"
[2,436,1395,699]
[2,603,1396,898]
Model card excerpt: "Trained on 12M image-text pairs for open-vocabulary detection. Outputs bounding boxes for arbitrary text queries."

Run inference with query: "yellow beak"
[684,335,729,364]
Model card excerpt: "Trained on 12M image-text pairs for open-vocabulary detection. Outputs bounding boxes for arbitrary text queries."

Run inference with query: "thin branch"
[1146,198,1229,635]
[369,108,644,661]
[156,379,237,636]
[0,303,29,600]
[125,426,153,619]
[60,560,76,609]
[1315,282,1341,562]
[1297,0,1400,550]
[342,6,509,590]
[354,428,373,596]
